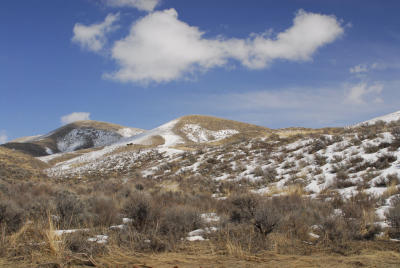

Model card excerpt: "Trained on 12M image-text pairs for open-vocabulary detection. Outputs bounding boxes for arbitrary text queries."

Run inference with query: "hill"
[0,147,48,180]
[2,120,144,156]
[355,110,400,127]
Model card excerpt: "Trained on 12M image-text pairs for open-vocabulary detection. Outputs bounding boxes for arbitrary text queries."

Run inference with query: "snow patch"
[182,124,239,143]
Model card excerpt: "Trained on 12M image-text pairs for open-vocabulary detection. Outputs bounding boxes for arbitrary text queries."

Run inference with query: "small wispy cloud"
[72,13,119,52]
[104,0,160,12]
[345,82,384,104]
[349,62,384,74]
[0,130,7,144]
[61,112,91,125]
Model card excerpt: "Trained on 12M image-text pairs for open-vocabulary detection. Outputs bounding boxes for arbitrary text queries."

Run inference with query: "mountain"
[112,115,271,148]
[2,120,144,156]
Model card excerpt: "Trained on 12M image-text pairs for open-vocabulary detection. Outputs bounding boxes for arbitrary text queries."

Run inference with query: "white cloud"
[104,0,160,12]
[72,13,119,52]
[61,112,91,125]
[349,64,368,74]
[0,130,7,144]
[106,9,344,84]
[349,62,384,74]
[346,82,384,104]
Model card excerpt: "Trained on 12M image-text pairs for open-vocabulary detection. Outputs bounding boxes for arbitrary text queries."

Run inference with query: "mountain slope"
[0,147,48,180]
[355,110,400,127]
[40,115,271,178]
[2,120,144,156]
[116,115,271,148]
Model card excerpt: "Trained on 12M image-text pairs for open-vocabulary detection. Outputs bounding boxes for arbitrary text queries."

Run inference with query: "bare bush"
[387,197,400,238]
[254,201,281,236]
[364,144,379,154]
[159,206,202,240]
[55,190,87,228]
[123,191,153,231]
[228,194,259,223]
[314,154,327,166]
[0,200,25,233]
[87,196,118,227]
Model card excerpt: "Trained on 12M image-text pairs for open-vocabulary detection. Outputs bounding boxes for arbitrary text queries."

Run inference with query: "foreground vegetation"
[1,119,400,266]
[0,176,399,267]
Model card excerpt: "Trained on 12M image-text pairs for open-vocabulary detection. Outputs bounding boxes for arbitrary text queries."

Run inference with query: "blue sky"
[1,0,400,142]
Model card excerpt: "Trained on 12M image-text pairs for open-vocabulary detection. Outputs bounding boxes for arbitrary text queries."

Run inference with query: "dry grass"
[382,182,400,199]
[173,114,271,144]
[1,242,400,268]
[0,147,48,180]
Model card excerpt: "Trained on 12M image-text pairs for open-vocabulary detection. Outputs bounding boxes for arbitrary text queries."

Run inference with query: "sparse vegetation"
[1,116,400,266]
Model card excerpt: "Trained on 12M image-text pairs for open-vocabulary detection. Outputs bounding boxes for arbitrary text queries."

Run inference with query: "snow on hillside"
[40,117,400,230]
[181,124,239,143]
[117,128,144,138]
[43,119,185,175]
[57,128,123,152]
[355,111,400,126]
[125,119,183,147]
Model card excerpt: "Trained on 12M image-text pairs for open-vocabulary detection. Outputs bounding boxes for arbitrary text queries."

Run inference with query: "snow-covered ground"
[37,113,400,232]
[355,110,400,126]
[181,124,239,143]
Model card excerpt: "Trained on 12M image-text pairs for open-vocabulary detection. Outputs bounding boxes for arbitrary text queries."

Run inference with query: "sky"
[1,0,400,142]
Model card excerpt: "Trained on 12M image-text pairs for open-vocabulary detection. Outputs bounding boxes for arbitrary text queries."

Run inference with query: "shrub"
[314,154,327,166]
[88,196,118,227]
[229,194,259,223]
[254,201,281,236]
[55,190,86,228]
[64,231,107,255]
[123,191,153,231]
[364,144,379,154]
[387,197,400,238]
[330,154,344,164]
[159,206,201,239]
[372,154,397,170]
[308,139,327,154]
[0,200,25,233]
[391,127,400,150]
[263,167,278,183]
[252,166,264,177]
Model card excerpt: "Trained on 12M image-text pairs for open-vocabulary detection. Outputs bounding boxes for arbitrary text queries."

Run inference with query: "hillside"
[355,110,400,127]
[39,115,271,177]
[1,112,400,267]
[2,120,144,156]
[0,147,48,180]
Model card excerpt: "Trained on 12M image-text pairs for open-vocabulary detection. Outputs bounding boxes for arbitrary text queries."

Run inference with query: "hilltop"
[2,120,144,156]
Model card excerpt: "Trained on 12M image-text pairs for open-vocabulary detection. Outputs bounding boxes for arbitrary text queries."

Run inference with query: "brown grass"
[0,147,48,180]
[173,115,271,144]
[1,242,400,267]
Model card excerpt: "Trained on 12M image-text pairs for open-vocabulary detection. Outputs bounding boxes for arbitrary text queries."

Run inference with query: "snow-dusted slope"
[181,124,239,143]
[3,121,145,156]
[40,115,270,177]
[56,128,126,153]
[355,111,400,126]
[124,119,183,147]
